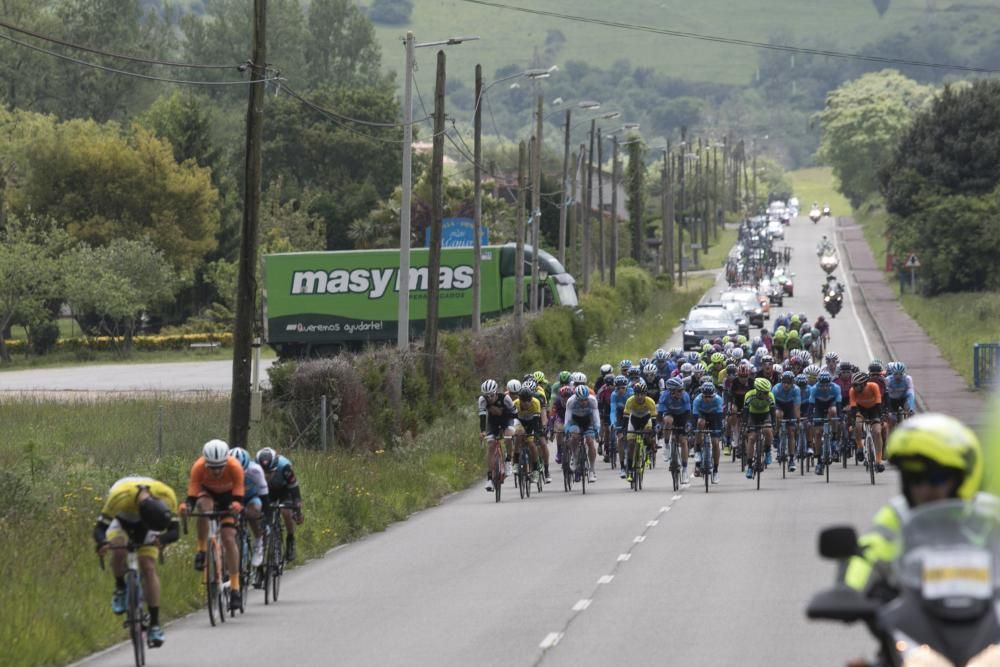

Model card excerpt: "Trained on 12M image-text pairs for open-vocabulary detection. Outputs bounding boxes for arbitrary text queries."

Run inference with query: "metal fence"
[974,343,1000,389]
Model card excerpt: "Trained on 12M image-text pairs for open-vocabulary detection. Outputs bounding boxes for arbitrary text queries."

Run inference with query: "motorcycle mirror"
[819,526,861,559]
[806,585,879,624]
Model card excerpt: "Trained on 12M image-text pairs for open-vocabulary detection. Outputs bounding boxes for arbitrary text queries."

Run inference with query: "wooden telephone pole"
[229,0,266,449]
[424,50,446,396]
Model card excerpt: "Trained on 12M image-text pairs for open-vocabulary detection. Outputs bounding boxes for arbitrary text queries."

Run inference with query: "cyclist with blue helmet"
[229,447,269,567]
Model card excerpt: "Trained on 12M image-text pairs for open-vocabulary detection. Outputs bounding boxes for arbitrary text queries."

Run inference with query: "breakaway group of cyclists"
[479,327,918,492]
[92,441,304,648]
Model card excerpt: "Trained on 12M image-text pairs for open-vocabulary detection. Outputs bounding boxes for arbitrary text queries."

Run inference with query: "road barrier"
[973,343,1000,389]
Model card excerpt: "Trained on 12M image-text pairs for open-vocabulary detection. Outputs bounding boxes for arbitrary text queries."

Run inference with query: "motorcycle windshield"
[896,497,1000,602]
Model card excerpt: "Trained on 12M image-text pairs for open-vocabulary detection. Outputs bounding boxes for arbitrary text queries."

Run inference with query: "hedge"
[1,333,233,353]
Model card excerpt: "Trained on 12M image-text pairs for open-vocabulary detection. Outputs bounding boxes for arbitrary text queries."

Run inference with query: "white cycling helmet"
[481,379,498,395]
[506,379,522,394]
[203,439,229,466]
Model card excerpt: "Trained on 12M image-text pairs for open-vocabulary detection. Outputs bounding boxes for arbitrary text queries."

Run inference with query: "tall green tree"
[816,70,934,208]
[625,138,646,262]
[304,0,390,89]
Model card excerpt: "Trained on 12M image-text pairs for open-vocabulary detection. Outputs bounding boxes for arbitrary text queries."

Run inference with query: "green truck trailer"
[263,244,577,356]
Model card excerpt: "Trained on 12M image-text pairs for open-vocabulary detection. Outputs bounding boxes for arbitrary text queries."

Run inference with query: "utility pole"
[609,134,619,287]
[597,126,605,282]
[424,50,446,396]
[678,126,687,278]
[712,143,719,240]
[398,32,415,351]
[583,129,594,291]
[693,138,701,267]
[515,140,526,325]
[664,144,674,279]
[569,150,579,275]
[490,159,498,229]
[530,94,542,312]
[472,64,482,333]
[752,140,758,211]
[675,151,683,286]
[700,138,709,252]
[230,0,266,449]
[558,109,571,266]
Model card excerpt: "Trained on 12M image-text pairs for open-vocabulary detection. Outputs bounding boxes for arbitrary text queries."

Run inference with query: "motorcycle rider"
[815,235,835,257]
[843,414,984,596]
[820,274,845,298]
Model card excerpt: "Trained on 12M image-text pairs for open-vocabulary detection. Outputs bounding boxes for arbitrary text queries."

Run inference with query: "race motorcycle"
[810,206,822,223]
[824,288,843,317]
[807,497,1000,666]
[822,205,832,217]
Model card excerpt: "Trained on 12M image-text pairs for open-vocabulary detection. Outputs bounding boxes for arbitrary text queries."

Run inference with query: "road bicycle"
[796,418,812,475]
[260,502,297,605]
[486,436,505,502]
[814,417,835,484]
[100,542,155,666]
[186,511,233,626]
[234,514,252,616]
[626,429,654,492]
[746,424,770,491]
[776,418,797,479]
[511,433,534,500]
[691,429,715,493]
[665,426,684,492]
[570,430,592,495]
[861,419,881,486]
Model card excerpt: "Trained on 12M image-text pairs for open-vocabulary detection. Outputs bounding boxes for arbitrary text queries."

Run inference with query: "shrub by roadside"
[1,332,233,354]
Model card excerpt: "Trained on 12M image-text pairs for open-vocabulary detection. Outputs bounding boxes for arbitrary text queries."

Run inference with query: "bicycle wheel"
[756,447,762,491]
[562,441,573,493]
[841,425,849,469]
[125,571,145,667]
[493,450,503,503]
[669,437,680,492]
[578,442,588,495]
[206,539,220,626]
[866,433,876,486]
[271,520,284,603]
[239,529,252,613]
[824,429,831,484]
[779,431,786,479]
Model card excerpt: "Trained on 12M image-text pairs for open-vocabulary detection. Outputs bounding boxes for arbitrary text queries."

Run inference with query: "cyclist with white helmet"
[692,381,725,484]
[885,362,916,435]
[622,380,659,483]
[807,370,843,475]
[180,439,245,611]
[479,379,516,493]
[229,447,269,567]
[565,385,601,483]
[255,447,303,562]
[659,376,692,483]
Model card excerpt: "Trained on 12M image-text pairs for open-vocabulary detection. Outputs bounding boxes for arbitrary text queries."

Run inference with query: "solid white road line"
[633,536,646,543]
[617,553,631,562]
[597,575,614,584]
[540,632,564,649]
[646,520,659,527]
[572,599,592,611]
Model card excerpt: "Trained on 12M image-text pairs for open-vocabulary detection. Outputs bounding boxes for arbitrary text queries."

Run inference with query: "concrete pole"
[609,134,619,287]
[397,32,415,350]
[472,64,482,332]
[558,109,570,266]
[515,141,526,325]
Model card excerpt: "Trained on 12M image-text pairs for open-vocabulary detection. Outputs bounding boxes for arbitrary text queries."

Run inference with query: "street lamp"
[398,32,478,351]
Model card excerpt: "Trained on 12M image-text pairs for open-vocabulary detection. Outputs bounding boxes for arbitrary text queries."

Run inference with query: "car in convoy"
[767,219,785,240]
[681,304,740,350]
[720,289,765,327]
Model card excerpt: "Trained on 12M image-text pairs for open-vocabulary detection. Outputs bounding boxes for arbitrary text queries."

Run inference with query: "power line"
[0,18,241,69]
[0,31,276,85]
[458,0,1000,74]
[281,84,432,128]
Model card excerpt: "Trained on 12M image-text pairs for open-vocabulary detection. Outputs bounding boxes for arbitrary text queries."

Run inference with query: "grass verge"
[0,396,479,667]
[696,225,738,270]
[0,346,276,372]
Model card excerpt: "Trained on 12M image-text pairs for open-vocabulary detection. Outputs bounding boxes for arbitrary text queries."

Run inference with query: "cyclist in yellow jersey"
[93,477,179,648]
[522,378,551,483]
[513,385,544,482]
[622,380,659,482]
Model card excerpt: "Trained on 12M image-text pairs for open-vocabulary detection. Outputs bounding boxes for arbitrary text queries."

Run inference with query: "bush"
[27,319,60,355]
[0,332,234,353]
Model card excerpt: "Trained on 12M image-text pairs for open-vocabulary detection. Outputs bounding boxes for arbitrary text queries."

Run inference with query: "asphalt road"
[77,216,897,667]
[0,359,274,394]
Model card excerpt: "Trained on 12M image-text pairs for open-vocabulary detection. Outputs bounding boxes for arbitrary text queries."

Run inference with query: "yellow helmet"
[886,413,983,501]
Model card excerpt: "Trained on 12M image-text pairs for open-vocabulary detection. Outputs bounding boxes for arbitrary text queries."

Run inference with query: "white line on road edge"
[672,494,682,501]
[647,520,659,526]
[540,632,564,649]
[617,553,631,561]
[572,599,592,611]
[597,575,614,584]
[833,221,875,360]
[634,536,646,543]
[659,506,670,513]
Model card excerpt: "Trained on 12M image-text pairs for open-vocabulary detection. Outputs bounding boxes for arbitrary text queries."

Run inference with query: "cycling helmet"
[575,385,590,400]
[736,335,748,345]
[694,362,707,374]
[603,373,614,385]
[686,352,701,365]
[229,446,251,470]
[711,352,725,365]
[795,373,808,387]
[559,386,574,400]
[634,379,647,393]
[481,379,499,395]
[533,371,546,384]
[138,495,172,532]
[887,413,983,503]
[781,370,794,382]
[680,363,694,375]
[599,363,613,375]
[518,385,533,398]
[852,371,869,386]
[805,364,820,378]
[888,361,906,375]
[203,439,229,466]
[838,362,853,373]
[643,363,657,376]
[701,344,713,353]
[761,355,774,365]
[869,359,884,373]
[725,363,737,376]
[700,382,715,395]
[654,349,668,362]
[256,447,277,471]
[818,370,833,384]
[559,370,572,383]
[613,375,628,387]
[570,372,585,385]
[732,348,744,360]
[522,378,538,392]
[723,341,735,352]
[713,344,724,353]
[507,379,522,394]
[619,360,632,372]
[638,358,650,371]
[666,377,684,391]
[522,373,533,383]
[722,336,731,345]
[627,366,641,377]
[737,363,752,378]
[825,352,839,364]
[801,333,813,346]
[754,378,772,393]
[788,329,799,339]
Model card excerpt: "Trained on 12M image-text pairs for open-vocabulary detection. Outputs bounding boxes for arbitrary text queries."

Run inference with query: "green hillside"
[364,0,942,85]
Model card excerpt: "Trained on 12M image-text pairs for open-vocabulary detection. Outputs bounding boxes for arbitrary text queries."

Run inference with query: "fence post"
[320,394,328,451]
[157,406,164,458]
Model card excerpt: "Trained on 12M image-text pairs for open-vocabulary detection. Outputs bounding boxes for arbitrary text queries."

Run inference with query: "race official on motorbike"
[821,274,845,297]
[843,414,985,596]
[816,236,835,257]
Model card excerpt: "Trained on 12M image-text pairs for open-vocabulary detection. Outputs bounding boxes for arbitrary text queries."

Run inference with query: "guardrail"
[973,343,1000,389]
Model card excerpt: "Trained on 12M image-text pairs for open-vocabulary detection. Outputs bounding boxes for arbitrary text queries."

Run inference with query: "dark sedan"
[681,308,740,350]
